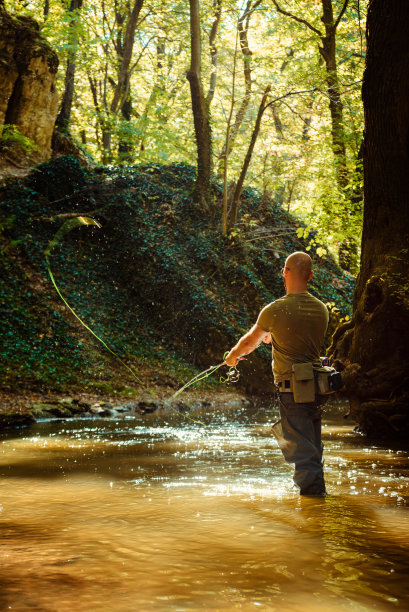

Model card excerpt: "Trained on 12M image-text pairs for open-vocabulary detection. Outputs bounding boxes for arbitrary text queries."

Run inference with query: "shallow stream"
[1,400,408,611]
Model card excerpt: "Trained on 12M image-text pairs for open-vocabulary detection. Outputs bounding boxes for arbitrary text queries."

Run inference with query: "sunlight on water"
[0,401,408,611]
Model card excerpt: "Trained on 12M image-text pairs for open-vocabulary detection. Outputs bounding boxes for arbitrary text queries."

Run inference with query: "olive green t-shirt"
[256,292,329,383]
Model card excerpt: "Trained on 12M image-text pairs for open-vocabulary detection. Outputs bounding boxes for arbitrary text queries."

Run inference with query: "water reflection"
[0,400,408,611]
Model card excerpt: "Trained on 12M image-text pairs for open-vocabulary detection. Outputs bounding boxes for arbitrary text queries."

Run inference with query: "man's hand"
[225,349,240,367]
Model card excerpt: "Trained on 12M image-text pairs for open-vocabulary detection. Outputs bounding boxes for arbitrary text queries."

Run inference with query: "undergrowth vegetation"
[0,156,354,395]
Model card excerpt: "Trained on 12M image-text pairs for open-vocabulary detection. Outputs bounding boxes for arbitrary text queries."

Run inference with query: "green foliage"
[0,124,39,156]
[0,156,354,392]
[4,0,365,264]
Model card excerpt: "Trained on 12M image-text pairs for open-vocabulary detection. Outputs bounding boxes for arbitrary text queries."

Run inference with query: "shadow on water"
[1,399,409,611]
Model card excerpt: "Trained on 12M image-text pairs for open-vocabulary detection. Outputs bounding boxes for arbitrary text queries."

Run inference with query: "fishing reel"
[220,365,240,385]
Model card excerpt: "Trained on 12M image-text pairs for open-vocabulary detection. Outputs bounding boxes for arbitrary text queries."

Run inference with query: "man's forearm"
[229,336,261,360]
[225,324,270,366]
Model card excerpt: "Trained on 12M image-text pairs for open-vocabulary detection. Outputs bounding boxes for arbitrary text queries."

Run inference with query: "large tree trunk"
[329,0,409,440]
[187,0,213,209]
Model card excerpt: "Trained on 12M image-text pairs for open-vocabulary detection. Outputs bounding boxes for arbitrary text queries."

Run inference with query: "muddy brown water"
[0,399,408,611]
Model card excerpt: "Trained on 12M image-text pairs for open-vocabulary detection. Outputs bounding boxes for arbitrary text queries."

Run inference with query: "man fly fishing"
[224,251,329,496]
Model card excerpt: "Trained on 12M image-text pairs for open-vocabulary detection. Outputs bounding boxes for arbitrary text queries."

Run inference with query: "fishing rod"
[44,216,241,425]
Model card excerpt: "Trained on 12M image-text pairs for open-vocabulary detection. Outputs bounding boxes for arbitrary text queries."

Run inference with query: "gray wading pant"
[273,392,326,494]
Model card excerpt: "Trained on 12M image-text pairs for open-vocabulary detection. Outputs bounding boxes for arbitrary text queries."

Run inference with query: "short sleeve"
[256,303,275,332]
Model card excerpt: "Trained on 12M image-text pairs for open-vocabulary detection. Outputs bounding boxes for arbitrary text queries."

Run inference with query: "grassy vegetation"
[0,156,354,395]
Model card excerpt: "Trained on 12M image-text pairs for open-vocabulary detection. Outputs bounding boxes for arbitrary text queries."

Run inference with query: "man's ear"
[308,271,314,281]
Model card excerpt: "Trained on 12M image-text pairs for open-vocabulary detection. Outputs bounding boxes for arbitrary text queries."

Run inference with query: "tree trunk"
[217,0,261,177]
[118,74,133,162]
[206,0,222,106]
[328,0,409,440]
[319,0,348,190]
[187,0,212,209]
[99,0,143,161]
[229,85,271,229]
[110,0,144,115]
[274,0,349,188]
[54,0,83,134]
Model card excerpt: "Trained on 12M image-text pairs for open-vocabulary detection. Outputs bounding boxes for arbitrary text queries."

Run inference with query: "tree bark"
[318,0,348,190]
[54,0,83,134]
[329,0,409,440]
[206,0,222,106]
[110,0,144,115]
[187,0,213,209]
[217,0,261,176]
[98,0,143,162]
[229,85,271,229]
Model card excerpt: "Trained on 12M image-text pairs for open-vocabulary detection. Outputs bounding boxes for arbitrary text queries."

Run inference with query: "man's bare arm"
[225,325,271,366]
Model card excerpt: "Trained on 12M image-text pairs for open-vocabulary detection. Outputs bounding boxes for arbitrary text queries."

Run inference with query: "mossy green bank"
[0,157,354,395]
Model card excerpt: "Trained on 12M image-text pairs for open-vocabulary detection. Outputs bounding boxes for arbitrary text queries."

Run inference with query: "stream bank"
[1,156,354,400]
[0,390,251,431]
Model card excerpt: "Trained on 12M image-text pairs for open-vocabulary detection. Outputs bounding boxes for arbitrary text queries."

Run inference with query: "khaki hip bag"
[291,362,340,403]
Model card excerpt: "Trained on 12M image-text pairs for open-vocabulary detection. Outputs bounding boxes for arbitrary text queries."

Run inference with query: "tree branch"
[39,209,106,223]
[264,87,318,109]
[272,0,322,37]
[335,0,349,29]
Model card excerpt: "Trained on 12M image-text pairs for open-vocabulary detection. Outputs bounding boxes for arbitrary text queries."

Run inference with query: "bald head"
[285,252,312,283]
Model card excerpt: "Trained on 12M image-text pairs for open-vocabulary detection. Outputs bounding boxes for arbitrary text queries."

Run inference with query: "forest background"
[2,0,365,267]
[5,1,408,442]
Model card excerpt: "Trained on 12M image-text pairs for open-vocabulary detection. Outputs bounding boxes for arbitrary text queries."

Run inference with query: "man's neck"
[285,284,308,295]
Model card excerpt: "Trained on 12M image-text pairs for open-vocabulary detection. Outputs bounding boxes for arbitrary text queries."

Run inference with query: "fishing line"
[45,216,143,386]
[46,261,143,385]
[171,362,225,399]
[171,353,241,398]
[168,359,240,426]
[44,216,240,427]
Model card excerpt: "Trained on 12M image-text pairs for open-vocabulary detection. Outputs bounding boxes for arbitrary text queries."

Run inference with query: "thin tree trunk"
[55,0,83,133]
[87,73,102,148]
[273,0,349,188]
[110,0,144,115]
[206,0,222,106]
[229,85,271,229]
[319,0,348,189]
[118,73,133,161]
[221,25,240,234]
[98,0,143,161]
[217,0,262,176]
[138,40,166,152]
[187,0,212,209]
